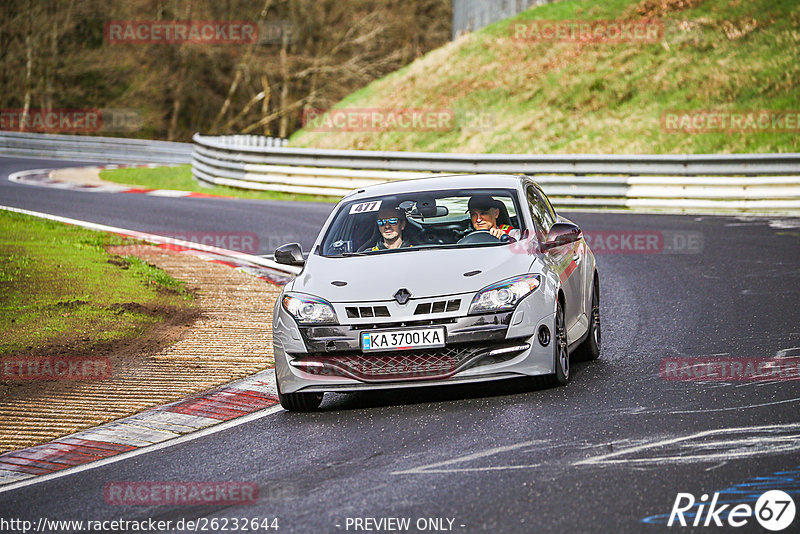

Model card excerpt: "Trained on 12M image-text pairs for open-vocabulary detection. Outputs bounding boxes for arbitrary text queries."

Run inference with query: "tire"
[575,277,601,361]
[541,298,569,387]
[278,388,323,412]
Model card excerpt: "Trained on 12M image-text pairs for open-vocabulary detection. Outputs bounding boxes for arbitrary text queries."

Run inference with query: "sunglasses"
[376,217,399,226]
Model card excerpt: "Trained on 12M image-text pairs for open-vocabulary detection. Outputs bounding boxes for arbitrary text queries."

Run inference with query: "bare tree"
[0,0,451,140]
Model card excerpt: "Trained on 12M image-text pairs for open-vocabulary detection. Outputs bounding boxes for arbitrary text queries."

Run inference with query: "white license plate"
[361,327,446,352]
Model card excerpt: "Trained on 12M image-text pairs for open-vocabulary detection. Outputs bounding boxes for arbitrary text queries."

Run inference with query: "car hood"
[289,246,539,302]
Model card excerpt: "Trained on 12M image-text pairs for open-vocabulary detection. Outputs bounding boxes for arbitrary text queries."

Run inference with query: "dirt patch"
[106,257,129,268]
[53,300,90,310]
[105,301,171,316]
[48,167,123,187]
[0,247,283,453]
[633,0,705,17]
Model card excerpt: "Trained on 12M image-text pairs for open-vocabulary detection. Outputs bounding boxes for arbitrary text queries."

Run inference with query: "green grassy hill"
[290,0,799,154]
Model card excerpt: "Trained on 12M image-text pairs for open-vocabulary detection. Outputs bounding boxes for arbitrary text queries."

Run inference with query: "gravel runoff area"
[48,166,110,186]
[0,247,282,453]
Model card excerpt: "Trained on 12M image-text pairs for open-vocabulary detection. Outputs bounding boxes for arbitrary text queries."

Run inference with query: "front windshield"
[320,188,525,257]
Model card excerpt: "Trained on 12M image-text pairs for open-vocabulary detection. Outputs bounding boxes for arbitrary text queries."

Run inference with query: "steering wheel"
[457,230,510,245]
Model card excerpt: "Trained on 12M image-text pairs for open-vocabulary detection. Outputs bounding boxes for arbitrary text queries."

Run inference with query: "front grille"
[348,317,457,330]
[345,306,391,319]
[291,341,526,382]
[297,346,480,381]
[414,299,461,315]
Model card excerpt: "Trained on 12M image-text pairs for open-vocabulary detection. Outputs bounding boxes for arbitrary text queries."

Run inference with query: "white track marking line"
[146,190,192,197]
[392,440,545,475]
[574,423,800,466]
[704,461,728,472]
[0,471,35,484]
[0,404,284,495]
[397,464,543,474]
[668,396,800,413]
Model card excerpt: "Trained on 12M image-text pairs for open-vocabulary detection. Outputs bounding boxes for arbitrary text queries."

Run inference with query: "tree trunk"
[278,28,290,139]
[21,33,33,131]
[210,0,273,134]
[261,74,272,136]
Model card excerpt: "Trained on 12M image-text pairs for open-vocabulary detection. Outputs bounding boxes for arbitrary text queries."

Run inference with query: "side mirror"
[274,243,305,266]
[541,222,582,252]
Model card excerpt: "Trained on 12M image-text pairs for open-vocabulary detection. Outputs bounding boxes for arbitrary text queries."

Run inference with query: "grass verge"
[0,209,194,357]
[99,165,339,203]
[290,0,800,154]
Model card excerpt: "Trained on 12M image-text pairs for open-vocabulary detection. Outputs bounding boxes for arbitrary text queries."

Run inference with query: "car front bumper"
[273,286,558,394]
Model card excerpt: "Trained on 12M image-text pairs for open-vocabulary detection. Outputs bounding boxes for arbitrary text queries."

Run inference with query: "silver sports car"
[272,174,601,411]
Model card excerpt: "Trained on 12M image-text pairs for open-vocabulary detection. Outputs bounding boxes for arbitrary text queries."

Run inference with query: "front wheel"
[541,299,569,387]
[575,278,601,361]
[278,389,323,412]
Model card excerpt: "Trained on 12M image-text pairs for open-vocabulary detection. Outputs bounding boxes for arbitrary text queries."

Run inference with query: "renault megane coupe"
[271,174,601,411]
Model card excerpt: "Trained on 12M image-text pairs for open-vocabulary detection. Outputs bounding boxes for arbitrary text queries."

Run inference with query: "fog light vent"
[538,325,550,346]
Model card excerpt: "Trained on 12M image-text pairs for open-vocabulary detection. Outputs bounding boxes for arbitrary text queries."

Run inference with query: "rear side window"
[537,186,558,222]
[526,186,555,238]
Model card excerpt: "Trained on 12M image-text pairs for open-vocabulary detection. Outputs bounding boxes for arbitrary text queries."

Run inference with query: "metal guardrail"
[194,134,800,175]
[192,134,800,212]
[0,131,193,164]
[2,131,797,212]
[208,134,288,149]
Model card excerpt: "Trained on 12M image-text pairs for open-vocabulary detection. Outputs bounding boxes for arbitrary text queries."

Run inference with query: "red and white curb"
[0,369,280,491]
[9,165,228,199]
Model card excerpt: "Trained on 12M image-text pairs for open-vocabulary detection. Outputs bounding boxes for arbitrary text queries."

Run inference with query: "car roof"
[343,174,530,200]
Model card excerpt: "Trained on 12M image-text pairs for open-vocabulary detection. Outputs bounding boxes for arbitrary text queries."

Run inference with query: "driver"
[371,207,414,250]
[467,194,514,239]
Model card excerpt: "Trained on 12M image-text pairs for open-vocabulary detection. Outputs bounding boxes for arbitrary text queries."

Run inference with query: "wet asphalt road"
[1,156,799,533]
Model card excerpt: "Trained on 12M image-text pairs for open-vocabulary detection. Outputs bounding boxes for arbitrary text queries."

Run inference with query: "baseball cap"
[467,194,502,212]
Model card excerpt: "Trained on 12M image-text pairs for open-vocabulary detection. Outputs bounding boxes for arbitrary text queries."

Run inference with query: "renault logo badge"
[394,288,411,305]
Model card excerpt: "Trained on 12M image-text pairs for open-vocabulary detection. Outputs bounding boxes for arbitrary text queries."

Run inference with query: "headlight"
[468,274,541,314]
[282,294,338,325]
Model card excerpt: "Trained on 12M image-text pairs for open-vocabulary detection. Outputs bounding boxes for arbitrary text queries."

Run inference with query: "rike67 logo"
[668,490,795,531]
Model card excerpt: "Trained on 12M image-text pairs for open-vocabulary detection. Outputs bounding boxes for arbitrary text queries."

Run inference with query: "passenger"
[467,194,514,239]
[371,207,414,250]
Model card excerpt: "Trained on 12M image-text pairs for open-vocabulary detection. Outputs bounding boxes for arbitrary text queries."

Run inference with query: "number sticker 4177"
[349,200,382,214]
